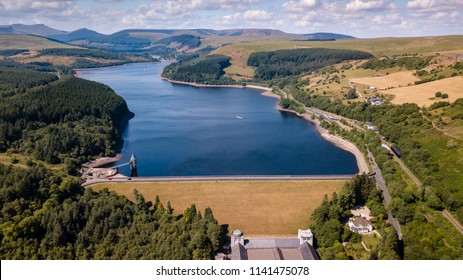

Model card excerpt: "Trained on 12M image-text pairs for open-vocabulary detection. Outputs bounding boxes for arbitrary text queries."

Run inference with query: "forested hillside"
[162,54,235,85]
[247,48,373,80]
[0,60,224,260]
[0,61,133,169]
[0,164,222,259]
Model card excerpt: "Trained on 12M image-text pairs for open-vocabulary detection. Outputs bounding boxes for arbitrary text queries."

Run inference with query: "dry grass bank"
[383,76,463,106]
[91,180,346,236]
[352,71,420,90]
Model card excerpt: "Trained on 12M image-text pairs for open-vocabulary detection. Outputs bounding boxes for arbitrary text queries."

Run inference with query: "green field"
[91,180,346,236]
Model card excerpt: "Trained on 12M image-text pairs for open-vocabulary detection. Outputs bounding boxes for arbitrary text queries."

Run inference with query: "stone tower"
[129,153,138,177]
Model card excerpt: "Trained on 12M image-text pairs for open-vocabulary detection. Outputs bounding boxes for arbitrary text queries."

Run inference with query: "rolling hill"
[1,24,66,36]
[49,28,104,42]
[0,24,354,56]
[0,34,81,50]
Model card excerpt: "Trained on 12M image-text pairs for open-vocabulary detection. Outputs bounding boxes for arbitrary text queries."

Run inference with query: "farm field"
[382,76,463,106]
[91,180,346,236]
[352,71,420,90]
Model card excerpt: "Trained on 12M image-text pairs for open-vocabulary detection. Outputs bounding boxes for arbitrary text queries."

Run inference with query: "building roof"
[299,242,320,260]
[231,243,248,260]
[232,237,318,260]
[349,217,372,227]
[245,238,300,249]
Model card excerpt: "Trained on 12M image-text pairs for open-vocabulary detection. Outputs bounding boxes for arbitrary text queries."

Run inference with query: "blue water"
[78,62,358,176]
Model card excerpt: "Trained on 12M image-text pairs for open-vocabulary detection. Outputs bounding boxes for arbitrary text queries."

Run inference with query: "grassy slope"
[212,35,463,79]
[0,34,81,50]
[0,34,153,67]
[91,180,345,236]
[383,76,463,106]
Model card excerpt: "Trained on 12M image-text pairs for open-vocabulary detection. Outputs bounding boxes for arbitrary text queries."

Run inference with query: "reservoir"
[78,62,358,176]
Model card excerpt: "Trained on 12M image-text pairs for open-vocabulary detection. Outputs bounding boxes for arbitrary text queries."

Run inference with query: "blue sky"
[0,0,462,37]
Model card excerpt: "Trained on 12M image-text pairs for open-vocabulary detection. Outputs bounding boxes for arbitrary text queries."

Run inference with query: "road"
[82,174,355,187]
[367,148,403,239]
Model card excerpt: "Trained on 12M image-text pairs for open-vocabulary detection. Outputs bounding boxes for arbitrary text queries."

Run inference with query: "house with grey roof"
[348,217,373,233]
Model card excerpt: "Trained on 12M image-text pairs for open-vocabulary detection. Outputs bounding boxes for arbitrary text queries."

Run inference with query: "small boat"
[236,116,243,120]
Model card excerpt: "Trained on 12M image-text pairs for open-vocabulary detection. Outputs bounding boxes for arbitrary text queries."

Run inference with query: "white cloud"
[0,0,34,11]
[243,10,273,21]
[406,0,435,9]
[371,13,406,28]
[30,1,74,10]
[188,0,262,10]
[222,9,273,25]
[345,0,386,11]
[283,0,318,13]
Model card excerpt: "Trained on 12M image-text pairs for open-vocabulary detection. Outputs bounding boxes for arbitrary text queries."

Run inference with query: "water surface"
[78,63,358,176]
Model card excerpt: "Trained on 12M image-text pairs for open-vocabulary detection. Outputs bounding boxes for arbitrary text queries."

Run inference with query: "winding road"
[367,148,403,239]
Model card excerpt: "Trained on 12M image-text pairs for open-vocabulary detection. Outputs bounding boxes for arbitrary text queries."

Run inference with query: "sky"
[0,0,462,38]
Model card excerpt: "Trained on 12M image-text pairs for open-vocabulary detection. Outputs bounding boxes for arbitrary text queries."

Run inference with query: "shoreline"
[163,78,369,175]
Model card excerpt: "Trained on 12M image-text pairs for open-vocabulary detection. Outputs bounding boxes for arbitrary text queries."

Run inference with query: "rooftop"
[349,217,372,227]
[231,237,318,260]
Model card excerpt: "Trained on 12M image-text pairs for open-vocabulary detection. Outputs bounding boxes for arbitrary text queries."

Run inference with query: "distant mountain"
[75,28,355,52]
[49,28,104,42]
[303,32,354,40]
[0,24,355,58]
[6,24,66,36]
[0,26,24,35]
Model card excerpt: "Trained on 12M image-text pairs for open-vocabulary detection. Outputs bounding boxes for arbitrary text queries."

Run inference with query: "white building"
[298,229,314,246]
[348,217,373,233]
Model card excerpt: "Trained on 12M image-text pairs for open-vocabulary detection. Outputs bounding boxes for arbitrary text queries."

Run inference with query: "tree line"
[162,54,235,85]
[0,163,222,259]
[247,48,373,80]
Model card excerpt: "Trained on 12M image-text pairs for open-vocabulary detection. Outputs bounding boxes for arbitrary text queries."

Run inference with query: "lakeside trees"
[162,54,234,85]
[0,62,133,166]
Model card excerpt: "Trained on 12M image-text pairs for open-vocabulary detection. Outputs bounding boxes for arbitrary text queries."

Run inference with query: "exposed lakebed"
[77,62,358,176]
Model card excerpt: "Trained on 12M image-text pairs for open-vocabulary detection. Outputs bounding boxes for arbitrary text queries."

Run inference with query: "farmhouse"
[230,229,319,260]
[348,217,373,234]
